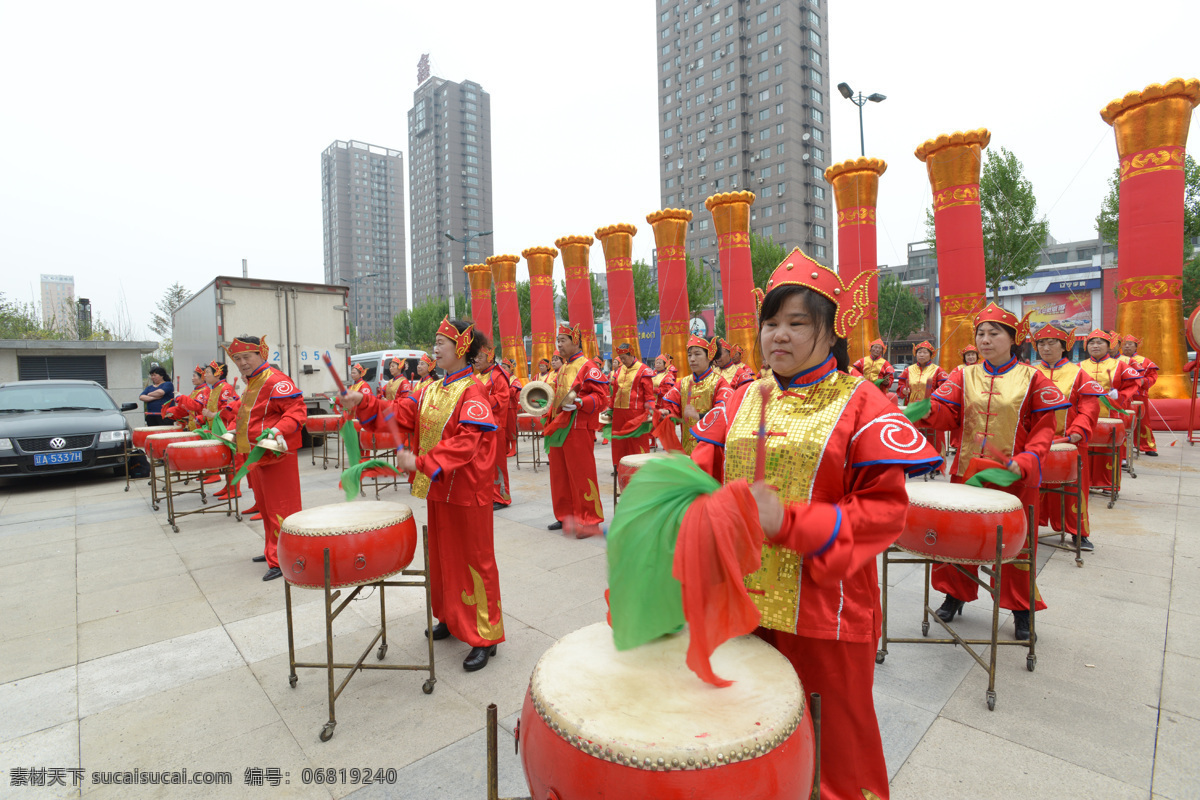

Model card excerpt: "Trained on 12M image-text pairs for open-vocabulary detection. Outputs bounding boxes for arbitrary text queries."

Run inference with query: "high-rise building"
[655,0,833,267]
[407,58,494,311]
[321,140,407,338]
[40,274,76,334]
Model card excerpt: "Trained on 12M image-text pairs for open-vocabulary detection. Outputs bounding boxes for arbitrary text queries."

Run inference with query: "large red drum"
[517,413,540,432]
[278,502,417,589]
[133,425,174,449]
[145,431,202,461]
[166,440,232,473]
[616,452,666,491]
[519,623,814,800]
[1089,417,1126,447]
[305,414,343,434]
[359,428,402,452]
[1041,442,1079,486]
[898,482,1027,564]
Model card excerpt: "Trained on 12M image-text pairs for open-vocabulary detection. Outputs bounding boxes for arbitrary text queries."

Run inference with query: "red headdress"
[437,317,475,358]
[537,357,551,367]
[206,359,227,379]
[973,303,1031,345]
[225,335,269,360]
[419,353,436,367]
[687,334,719,362]
[869,338,886,349]
[1085,328,1113,344]
[351,362,366,376]
[1033,323,1075,344]
[557,322,583,347]
[1121,333,1141,345]
[761,247,874,338]
[615,342,634,356]
[193,364,205,375]
[913,340,937,353]
[959,344,979,355]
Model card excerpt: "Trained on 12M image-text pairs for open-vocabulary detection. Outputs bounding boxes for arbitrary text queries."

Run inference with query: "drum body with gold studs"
[1041,442,1079,486]
[518,623,815,799]
[166,440,232,473]
[278,502,417,589]
[133,425,174,449]
[898,482,1027,564]
[1089,416,1126,447]
[305,414,343,434]
[617,452,666,491]
[145,431,202,461]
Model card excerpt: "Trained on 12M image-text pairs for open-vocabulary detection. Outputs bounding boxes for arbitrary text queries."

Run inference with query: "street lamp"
[340,272,380,338]
[443,230,493,318]
[836,82,886,157]
[702,257,720,329]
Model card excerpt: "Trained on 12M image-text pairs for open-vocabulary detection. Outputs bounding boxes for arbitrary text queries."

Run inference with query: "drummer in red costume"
[194,360,241,489]
[225,335,307,581]
[379,357,411,401]
[689,247,942,800]
[898,341,948,457]
[340,318,504,671]
[608,342,655,468]
[503,358,522,459]
[651,354,677,408]
[1080,330,1142,487]
[348,363,370,396]
[547,352,563,389]
[948,346,980,455]
[544,323,609,538]
[1034,323,1104,551]
[475,346,513,510]
[661,336,733,454]
[1119,333,1159,456]
[915,304,1070,640]
[715,339,756,390]
[851,338,894,390]
[414,353,437,394]
[165,365,206,430]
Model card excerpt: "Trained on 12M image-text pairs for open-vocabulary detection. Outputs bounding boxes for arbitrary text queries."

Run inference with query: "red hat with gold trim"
[206,359,227,378]
[687,334,719,361]
[869,338,886,349]
[913,340,937,353]
[351,362,366,377]
[556,322,583,347]
[973,303,1032,345]
[224,334,269,360]
[1085,328,1113,344]
[1033,322,1075,343]
[1122,333,1141,345]
[959,344,979,355]
[436,317,475,357]
[420,353,435,367]
[615,342,634,356]
[537,357,550,367]
[193,364,205,375]
[762,247,874,339]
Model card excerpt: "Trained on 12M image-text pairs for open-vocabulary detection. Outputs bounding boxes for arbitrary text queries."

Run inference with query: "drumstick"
[755,381,771,483]
[324,352,405,454]
[974,432,1011,465]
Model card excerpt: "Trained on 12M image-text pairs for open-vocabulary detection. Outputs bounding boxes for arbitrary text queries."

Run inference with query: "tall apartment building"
[321,140,407,338]
[40,274,76,333]
[407,64,494,309]
[655,0,833,267]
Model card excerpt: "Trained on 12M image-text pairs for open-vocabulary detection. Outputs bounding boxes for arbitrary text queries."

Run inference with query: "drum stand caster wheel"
[235,514,243,522]
[319,722,335,742]
[921,621,930,637]
[1075,557,1083,568]
[376,643,388,660]
[201,495,207,505]
[1026,654,1037,672]
[288,674,298,688]
[152,503,159,511]
[986,691,997,711]
[422,679,436,695]
[875,650,886,665]
[171,525,179,533]
[1107,498,1116,509]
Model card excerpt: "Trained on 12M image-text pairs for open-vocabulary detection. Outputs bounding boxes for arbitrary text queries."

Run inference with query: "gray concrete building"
[321,140,407,338]
[655,0,833,267]
[39,274,76,335]
[407,68,494,310]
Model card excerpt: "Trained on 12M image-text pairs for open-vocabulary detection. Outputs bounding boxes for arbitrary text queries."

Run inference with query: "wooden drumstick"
[755,381,771,484]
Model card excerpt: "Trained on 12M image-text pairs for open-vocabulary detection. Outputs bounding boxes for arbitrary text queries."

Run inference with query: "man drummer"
[1119,334,1159,456]
[475,346,513,510]
[608,342,655,469]
[225,335,307,581]
[851,338,894,391]
[545,324,609,537]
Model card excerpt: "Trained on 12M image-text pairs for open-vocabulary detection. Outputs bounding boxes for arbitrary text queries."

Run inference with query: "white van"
[349,349,428,395]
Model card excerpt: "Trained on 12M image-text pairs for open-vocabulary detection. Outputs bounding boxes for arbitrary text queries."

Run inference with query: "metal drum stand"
[1037,448,1086,567]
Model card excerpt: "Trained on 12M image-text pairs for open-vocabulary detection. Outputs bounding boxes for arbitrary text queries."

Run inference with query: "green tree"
[1097,153,1200,257]
[516,280,533,335]
[556,273,607,322]
[751,232,788,290]
[877,277,926,343]
[1184,255,1200,314]
[148,282,191,359]
[924,147,1050,298]
[393,308,414,347]
[631,260,660,323]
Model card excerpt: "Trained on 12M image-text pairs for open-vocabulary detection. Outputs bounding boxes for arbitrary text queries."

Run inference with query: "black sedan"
[0,380,138,478]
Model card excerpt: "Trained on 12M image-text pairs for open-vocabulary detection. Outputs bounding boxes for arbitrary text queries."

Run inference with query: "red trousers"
[1039,443,1090,538]
[931,478,1046,612]
[548,428,604,535]
[427,501,505,647]
[240,452,302,569]
[1088,420,1125,492]
[489,429,511,506]
[1135,403,1157,453]
[756,630,889,800]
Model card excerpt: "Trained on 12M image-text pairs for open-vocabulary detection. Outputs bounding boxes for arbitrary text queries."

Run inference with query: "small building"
[0,340,159,425]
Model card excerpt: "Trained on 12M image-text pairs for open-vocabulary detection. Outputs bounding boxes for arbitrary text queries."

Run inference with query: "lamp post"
[836,82,886,157]
[443,230,493,318]
[702,257,720,332]
[340,272,380,340]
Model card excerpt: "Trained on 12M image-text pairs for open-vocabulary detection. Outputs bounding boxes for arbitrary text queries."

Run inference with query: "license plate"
[34,451,83,466]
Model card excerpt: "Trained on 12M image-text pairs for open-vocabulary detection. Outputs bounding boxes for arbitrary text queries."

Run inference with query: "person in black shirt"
[139,366,175,426]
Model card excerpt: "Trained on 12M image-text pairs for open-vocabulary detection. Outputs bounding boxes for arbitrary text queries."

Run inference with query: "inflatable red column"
[556,235,599,360]
[487,254,527,380]
[596,224,641,362]
[647,209,693,373]
[523,246,559,371]
[705,192,760,373]
[464,263,493,339]
[915,130,991,371]
[824,158,887,365]
[1100,78,1200,399]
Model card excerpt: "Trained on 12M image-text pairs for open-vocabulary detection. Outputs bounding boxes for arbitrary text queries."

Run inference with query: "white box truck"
[173,277,351,424]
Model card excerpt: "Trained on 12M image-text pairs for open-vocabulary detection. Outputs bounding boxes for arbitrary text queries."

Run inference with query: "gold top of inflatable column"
[823,157,888,182]
[554,235,595,249]
[915,129,991,192]
[486,254,520,268]
[704,191,757,211]
[595,223,638,239]
[1100,78,1200,157]
[1100,78,1200,125]
[824,158,888,217]
[521,246,559,261]
[646,208,693,225]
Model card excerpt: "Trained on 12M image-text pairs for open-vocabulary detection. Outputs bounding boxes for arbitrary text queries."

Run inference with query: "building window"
[756,31,768,43]
[773,24,781,35]
[814,244,826,258]
[811,107,824,123]
[814,225,826,239]
[809,88,822,103]
[813,185,826,200]
[814,205,825,219]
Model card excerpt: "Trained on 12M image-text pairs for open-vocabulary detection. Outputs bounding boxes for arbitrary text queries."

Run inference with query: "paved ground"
[1,433,1197,799]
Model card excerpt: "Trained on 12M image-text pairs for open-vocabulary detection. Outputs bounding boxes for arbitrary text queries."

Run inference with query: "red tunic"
[480,365,513,506]
[546,352,610,534]
[609,360,656,466]
[1035,358,1104,538]
[1120,353,1159,452]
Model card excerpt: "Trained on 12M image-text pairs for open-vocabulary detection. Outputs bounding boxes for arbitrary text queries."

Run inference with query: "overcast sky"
[1,0,1196,340]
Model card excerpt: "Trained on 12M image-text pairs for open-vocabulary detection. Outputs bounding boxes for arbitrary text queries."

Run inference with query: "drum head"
[619,453,663,468]
[519,381,554,416]
[530,623,803,769]
[282,501,413,536]
[1049,442,1077,453]
[171,440,227,449]
[905,481,1022,514]
[1187,303,1200,351]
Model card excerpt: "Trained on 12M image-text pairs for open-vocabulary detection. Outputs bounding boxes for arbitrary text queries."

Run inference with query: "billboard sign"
[1021,291,1092,333]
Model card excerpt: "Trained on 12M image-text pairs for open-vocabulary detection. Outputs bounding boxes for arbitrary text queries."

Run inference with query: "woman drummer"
[1033,323,1104,552]
[661,336,732,454]
[947,346,979,454]
[413,353,438,394]
[1079,330,1142,489]
[689,248,942,800]
[548,351,564,389]
[915,303,1070,641]
[339,319,505,672]
[379,357,411,401]
[897,341,947,455]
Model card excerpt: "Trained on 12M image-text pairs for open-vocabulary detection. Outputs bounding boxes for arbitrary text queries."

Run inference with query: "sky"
[1,0,1197,341]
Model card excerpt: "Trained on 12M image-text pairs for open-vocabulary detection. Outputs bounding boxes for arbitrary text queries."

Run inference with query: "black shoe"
[1144,451,1158,457]
[935,594,965,623]
[1074,535,1094,552]
[463,644,497,672]
[547,521,563,530]
[1013,610,1036,642]
[262,567,283,581]
[493,501,507,512]
[251,555,267,563]
[425,621,451,641]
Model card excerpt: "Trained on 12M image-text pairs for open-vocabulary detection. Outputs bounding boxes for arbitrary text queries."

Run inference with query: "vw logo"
[49,437,66,450]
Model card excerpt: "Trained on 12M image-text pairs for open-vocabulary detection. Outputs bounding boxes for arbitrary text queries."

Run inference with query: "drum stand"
[515,422,543,473]
[360,444,401,499]
[877,506,1038,711]
[285,525,437,742]
[483,694,826,800]
[310,428,343,470]
[1088,424,1123,509]
[163,462,241,533]
[1123,418,1138,479]
[1037,450,1086,567]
